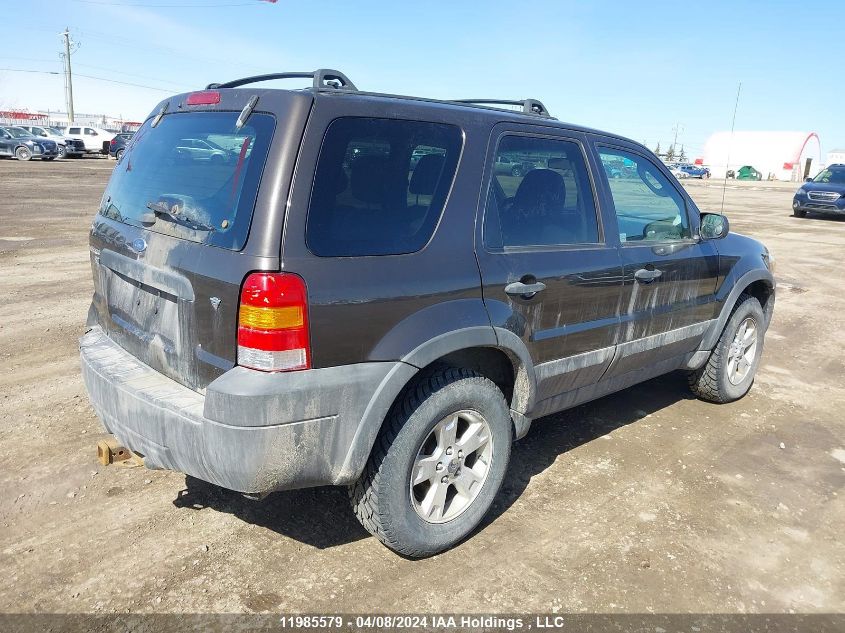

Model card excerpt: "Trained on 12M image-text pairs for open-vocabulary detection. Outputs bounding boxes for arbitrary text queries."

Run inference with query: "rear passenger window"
[484,135,599,249]
[306,118,462,257]
[598,148,691,243]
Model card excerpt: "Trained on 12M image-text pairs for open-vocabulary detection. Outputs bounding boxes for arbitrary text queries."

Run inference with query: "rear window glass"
[98,111,274,250]
[306,117,462,257]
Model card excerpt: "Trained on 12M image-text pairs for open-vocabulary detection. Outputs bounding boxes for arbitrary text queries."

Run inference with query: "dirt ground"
[0,158,842,616]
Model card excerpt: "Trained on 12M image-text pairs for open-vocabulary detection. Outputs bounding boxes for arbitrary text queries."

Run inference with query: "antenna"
[720,82,742,214]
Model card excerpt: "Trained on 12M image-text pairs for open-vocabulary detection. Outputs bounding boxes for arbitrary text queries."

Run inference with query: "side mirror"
[700,213,730,240]
[804,176,813,182]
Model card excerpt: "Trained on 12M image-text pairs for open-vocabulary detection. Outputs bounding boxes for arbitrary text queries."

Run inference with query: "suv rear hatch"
[87,90,311,391]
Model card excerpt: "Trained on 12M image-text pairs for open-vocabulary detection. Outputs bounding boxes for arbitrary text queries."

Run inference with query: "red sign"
[0,110,47,121]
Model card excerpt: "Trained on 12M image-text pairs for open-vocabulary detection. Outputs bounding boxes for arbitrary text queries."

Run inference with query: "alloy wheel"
[410,410,493,524]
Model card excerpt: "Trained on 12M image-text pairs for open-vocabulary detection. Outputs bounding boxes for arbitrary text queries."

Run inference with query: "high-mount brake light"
[237,273,310,372]
[186,91,221,106]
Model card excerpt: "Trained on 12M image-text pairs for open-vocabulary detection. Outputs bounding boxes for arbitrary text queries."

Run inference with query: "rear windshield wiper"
[145,201,216,233]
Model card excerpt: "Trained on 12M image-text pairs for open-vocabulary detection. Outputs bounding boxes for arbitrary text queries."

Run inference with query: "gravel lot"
[0,158,843,615]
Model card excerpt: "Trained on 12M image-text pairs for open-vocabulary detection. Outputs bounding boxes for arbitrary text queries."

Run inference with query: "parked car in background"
[736,165,762,181]
[17,125,85,159]
[173,137,233,163]
[792,164,845,218]
[675,163,710,179]
[493,153,537,177]
[668,164,688,179]
[109,133,134,160]
[0,126,59,161]
[80,68,776,557]
[62,124,115,155]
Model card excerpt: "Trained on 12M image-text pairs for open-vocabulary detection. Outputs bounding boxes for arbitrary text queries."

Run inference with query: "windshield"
[49,127,65,135]
[99,111,275,250]
[7,127,33,138]
[813,168,845,185]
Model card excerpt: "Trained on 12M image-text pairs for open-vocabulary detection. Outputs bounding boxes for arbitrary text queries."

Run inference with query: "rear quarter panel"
[279,95,494,369]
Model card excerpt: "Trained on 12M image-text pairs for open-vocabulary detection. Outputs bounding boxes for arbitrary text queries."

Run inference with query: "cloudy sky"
[2,0,842,157]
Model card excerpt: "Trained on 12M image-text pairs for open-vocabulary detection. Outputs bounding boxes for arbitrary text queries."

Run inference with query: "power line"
[1,56,191,88]
[70,0,260,7]
[74,72,181,92]
[0,68,60,75]
[0,67,181,93]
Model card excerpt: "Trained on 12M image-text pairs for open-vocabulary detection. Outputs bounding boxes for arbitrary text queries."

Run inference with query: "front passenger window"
[599,148,691,243]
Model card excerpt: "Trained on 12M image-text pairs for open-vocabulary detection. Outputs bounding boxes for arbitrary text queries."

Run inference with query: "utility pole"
[671,123,683,156]
[61,28,75,122]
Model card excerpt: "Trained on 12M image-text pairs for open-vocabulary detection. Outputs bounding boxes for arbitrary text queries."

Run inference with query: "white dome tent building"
[701,131,821,181]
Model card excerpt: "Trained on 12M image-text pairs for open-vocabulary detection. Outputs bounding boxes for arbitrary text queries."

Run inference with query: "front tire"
[688,294,766,403]
[350,367,512,557]
[58,145,66,159]
[15,146,32,161]
[793,208,807,218]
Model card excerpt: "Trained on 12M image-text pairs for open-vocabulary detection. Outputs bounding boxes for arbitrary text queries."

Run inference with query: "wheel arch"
[699,268,775,353]
[336,327,538,485]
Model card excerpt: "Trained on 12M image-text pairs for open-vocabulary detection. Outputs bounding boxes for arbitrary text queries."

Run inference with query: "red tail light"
[186,91,221,106]
[110,138,117,146]
[237,273,310,372]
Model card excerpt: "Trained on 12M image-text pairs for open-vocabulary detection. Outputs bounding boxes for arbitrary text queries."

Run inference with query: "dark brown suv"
[80,69,775,556]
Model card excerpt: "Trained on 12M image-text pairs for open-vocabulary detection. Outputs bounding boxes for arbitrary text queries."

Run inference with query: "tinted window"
[599,148,690,243]
[69,128,80,134]
[99,112,274,251]
[306,118,462,257]
[484,135,599,248]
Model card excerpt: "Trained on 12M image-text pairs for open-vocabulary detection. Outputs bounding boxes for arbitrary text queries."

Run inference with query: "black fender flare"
[699,268,775,353]
[336,326,538,484]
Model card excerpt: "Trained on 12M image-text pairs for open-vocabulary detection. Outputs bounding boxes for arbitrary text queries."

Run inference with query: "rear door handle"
[634,268,662,283]
[505,280,546,298]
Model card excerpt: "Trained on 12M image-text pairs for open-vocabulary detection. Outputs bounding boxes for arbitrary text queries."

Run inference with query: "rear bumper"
[80,326,395,494]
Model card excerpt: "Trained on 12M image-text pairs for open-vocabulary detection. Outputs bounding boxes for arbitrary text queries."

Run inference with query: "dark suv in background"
[80,70,776,557]
[0,126,60,161]
[108,132,134,160]
[793,164,845,218]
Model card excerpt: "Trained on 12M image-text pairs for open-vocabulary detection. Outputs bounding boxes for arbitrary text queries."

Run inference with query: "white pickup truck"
[62,124,115,155]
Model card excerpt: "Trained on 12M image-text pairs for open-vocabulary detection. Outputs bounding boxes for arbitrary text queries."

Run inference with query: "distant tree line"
[651,142,686,162]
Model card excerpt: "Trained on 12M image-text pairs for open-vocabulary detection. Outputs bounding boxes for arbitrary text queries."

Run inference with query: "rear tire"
[350,367,512,557]
[688,293,765,403]
[115,149,125,161]
[15,146,32,161]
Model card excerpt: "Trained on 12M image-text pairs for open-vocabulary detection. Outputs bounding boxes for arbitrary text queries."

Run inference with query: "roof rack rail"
[453,98,552,118]
[206,68,357,91]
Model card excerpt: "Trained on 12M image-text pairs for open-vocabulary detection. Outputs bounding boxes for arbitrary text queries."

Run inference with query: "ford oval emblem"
[131,238,147,253]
